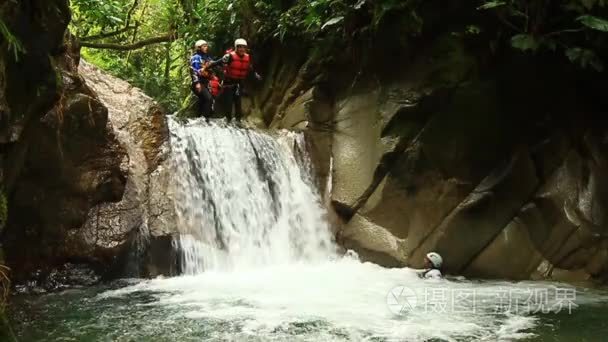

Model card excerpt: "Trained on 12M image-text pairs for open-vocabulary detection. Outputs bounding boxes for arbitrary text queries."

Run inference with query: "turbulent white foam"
[96,255,605,341]
[137,117,608,341]
[168,118,336,273]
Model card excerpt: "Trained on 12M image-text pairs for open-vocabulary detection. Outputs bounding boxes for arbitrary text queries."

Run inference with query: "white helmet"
[234,38,248,47]
[426,252,443,268]
[194,40,208,48]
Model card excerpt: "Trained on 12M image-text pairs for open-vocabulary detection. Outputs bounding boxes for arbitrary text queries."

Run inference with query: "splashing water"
[168,118,336,273]
[11,257,608,341]
[10,118,608,341]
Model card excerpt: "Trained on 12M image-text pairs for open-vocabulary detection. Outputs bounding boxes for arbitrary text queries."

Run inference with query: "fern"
[0,18,25,61]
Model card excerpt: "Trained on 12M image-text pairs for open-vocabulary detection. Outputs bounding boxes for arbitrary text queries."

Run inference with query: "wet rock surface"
[256,33,608,282]
[2,38,128,283]
[15,263,101,294]
[0,0,176,283]
[2,0,608,285]
[78,61,178,278]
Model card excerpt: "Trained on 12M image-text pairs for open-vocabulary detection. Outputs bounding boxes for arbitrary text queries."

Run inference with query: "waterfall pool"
[9,258,608,341]
[9,119,608,341]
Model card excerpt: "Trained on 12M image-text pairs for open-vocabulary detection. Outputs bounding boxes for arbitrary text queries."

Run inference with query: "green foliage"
[72,0,250,112]
[254,0,422,42]
[70,0,130,37]
[577,14,608,31]
[566,47,604,70]
[70,0,427,112]
[179,0,242,50]
[477,1,506,10]
[73,0,190,112]
[0,18,25,60]
[477,0,608,71]
[510,34,539,51]
[465,25,482,35]
[70,0,607,112]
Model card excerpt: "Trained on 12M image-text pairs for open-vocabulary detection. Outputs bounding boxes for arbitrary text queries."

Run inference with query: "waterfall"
[168,118,336,274]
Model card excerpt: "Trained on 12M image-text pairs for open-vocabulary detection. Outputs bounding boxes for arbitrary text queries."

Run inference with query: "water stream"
[168,119,335,273]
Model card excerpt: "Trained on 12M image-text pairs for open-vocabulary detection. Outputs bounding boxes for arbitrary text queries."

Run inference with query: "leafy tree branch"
[81,25,137,41]
[80,32,177,50]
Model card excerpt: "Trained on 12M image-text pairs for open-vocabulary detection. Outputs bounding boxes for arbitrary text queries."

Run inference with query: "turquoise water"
[7,261,608,341]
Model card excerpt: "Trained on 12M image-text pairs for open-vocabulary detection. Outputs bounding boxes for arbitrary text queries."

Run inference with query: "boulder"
[341,213,408,267]
[3,57,127,282]
[78,61,177,277]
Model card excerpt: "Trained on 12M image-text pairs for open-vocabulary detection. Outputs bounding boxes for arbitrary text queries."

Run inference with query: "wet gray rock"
[79,61,178,277]
[255,32,608,282]
[15,263,101,294]
[0,2,177,281]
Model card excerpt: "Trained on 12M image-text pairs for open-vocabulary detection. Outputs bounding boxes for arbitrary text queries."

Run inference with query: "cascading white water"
[168,118,336,274]
[47,117,606,342]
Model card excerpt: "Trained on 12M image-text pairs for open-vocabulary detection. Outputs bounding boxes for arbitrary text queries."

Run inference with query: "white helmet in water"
[194,40,208,48]
[234,38,248,47]
[426,252,443,268]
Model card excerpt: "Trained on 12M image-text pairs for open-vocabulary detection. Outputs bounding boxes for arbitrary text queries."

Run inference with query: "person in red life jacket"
[204,65,222,114]
[208,38,262,122]
[208,74,222,97]
[190,39,215,118]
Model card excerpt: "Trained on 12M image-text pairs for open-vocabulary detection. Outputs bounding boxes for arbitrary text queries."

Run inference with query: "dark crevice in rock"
[459,198,532,275]
[399,161,476,261]
[380,87,453,139]
[553,233,606,272]
[460,136,581,275]
[339,108,437,223]
[534,148,590,263]
[549,198,608,268]
[331,200,355,223]
[410,148,539,273]
[346,147,405,219]
[273,59,323,125]
[551,226,588,267]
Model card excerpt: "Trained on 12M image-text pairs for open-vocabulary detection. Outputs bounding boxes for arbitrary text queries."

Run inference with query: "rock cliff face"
[2,0,608,285]
[77,61,178,278]
[0,1,176,285]
[249,33,608,282]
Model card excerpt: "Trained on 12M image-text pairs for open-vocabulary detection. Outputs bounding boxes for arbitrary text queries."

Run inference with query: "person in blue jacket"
[190,39,214,118]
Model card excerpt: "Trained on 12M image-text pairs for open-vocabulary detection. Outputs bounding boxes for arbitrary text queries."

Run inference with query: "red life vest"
[208,75,221,97]
[225,51,251,80]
